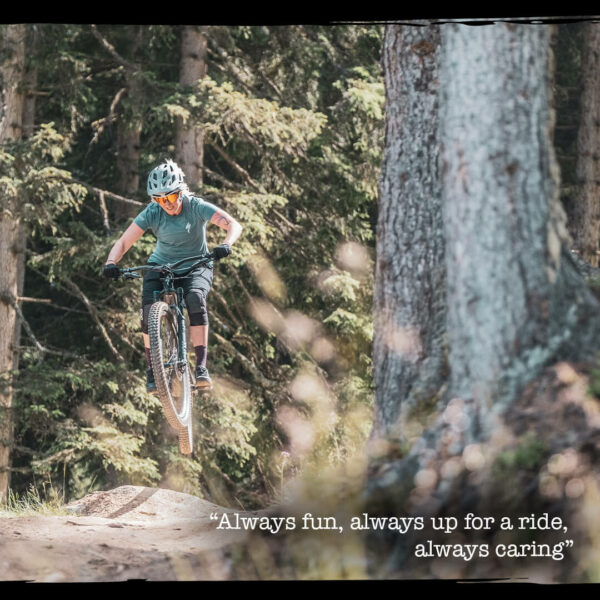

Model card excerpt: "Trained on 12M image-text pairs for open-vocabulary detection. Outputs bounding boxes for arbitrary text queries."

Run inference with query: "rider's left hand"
[213,243,231,259]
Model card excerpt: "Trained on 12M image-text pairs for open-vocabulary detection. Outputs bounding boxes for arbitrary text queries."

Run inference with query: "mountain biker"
[102,159,242,393]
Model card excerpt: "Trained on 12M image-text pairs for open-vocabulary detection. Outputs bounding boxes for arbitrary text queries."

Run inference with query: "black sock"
[194,345,207,369]
[145,347,152,369]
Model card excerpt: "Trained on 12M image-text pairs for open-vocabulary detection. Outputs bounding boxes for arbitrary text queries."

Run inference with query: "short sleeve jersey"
[134,193,218,271]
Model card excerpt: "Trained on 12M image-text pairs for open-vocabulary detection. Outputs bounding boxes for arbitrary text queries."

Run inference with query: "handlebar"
[118,252,218,280]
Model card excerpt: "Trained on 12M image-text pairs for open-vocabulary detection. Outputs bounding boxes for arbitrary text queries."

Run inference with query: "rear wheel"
[148,301,192,431]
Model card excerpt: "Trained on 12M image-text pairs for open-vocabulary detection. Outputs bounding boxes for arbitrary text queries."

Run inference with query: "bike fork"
[176,287,187,368]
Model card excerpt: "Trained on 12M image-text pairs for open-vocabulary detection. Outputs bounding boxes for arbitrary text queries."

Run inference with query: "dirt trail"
[0,485,254,582]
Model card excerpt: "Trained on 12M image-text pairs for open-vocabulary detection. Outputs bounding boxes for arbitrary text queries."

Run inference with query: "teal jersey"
[134,193,218,271]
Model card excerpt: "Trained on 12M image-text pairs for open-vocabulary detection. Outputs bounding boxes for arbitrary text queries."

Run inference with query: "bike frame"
[120,252,215,372]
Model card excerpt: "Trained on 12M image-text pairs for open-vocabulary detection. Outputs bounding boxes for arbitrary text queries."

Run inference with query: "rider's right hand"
[103,263,120,279]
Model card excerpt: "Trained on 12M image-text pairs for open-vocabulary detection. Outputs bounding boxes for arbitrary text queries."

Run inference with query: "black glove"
[103,263,120,279]
[213,243,231,260]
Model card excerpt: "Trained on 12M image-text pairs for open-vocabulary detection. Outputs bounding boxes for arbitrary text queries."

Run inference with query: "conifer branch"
[61,277,124,362]
[0,291,46,357]
[16,297,86,315]
[207,141,266,193]
[90,25,136,72]
[212,331,275,389]
[203,166,240,190]
[210,288,243,329]
[89,86,126,146]
[48,174,143,207]
[0,292,81,361]
[98,191,111,235]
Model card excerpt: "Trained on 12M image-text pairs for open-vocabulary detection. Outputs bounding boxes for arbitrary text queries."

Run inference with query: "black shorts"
[141,263,213,305]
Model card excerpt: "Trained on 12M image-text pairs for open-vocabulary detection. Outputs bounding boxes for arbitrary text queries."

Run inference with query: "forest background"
[0,23,383,508]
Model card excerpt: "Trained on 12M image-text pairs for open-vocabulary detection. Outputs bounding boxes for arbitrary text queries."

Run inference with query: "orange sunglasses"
[153,192,180,206]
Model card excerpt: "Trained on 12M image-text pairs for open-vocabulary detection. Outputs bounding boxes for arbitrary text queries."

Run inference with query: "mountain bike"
[119,252,217,455]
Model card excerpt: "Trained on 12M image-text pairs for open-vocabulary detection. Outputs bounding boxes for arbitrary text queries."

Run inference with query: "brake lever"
[121,271,141,280]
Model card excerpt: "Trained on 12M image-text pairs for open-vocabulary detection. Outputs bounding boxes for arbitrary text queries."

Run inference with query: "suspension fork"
[176,286,187,368]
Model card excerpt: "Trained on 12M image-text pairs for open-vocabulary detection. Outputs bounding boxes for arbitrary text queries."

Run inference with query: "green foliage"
[6,24,383,508]
[587,364,600,398]
[493,433,548,475]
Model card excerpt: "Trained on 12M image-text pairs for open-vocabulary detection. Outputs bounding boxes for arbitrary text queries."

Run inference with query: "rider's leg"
[182,265,213,388]
[186,292,209,373]
[184,265,213,366]
[190,325,208,354]
[190,324,208,370]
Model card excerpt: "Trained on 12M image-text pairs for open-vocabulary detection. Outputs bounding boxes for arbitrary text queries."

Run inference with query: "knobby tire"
[148,302,193,449]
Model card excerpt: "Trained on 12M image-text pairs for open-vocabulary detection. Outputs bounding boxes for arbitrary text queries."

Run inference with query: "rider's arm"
[210,208,242,245]
[105,222,146,265]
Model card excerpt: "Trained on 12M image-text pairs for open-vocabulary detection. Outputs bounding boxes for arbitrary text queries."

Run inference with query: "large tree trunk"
[372,24,446,446]
[0,24,26,503]
[175,25,207,191]
[367,23,600,580]
[571,23,600,266]
[440,23,600,439]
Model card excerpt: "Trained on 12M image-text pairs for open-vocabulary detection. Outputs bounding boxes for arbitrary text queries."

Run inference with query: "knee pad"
[140,300,154,334]
[186,289,208,326]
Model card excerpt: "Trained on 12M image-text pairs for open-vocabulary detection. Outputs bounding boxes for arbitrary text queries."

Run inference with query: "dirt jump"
[0,485,255,581]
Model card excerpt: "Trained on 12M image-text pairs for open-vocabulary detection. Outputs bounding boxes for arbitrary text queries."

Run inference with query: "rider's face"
[154,191,183,215]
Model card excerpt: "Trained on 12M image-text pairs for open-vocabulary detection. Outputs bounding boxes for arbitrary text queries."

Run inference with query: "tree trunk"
[22,24,39,139]
[367,24,600,579]
[117,117,142,198]
[115,27,143,222]
[0,24,26,503]
[0,25,25,141]
[175,25,207,191]
[440,23,600,439]
[572,23,600,266]
[372,24,446,446]
[116,114,141,199]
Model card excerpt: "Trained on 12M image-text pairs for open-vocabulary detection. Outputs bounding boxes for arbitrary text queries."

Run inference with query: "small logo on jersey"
[186,222,192,233]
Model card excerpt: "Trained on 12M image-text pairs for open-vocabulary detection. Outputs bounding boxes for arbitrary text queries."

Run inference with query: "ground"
[0,485,253,582]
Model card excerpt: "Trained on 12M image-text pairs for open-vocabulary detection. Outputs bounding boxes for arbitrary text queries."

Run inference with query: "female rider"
[102,159,242,392]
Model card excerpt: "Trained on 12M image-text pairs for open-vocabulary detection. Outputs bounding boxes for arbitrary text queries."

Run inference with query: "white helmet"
[147,159,185,196]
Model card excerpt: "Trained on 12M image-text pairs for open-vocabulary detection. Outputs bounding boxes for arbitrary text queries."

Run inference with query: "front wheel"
[178,419,193,455]
[148,301,192,431]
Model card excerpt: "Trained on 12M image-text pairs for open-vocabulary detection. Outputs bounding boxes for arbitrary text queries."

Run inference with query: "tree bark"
[372,24,446,445]
[115,26,143,222]
[571,23,600,266]
[367,25,600,576]
[439,23,600,440]
[0,25,25,142]
[0,24,26,503]
[175,25,207,191]
[22,25,39,139]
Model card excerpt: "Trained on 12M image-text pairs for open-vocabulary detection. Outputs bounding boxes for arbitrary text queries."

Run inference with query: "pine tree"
[0,24,27,501]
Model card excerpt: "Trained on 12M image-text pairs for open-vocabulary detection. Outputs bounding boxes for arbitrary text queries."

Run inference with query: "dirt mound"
[65,485,227,521]
[0,486,252,581]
